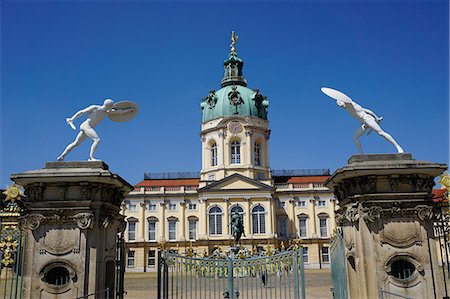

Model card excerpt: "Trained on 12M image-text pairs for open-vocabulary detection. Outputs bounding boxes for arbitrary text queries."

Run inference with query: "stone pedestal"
[326,154,447,299]
[11,161,132,299]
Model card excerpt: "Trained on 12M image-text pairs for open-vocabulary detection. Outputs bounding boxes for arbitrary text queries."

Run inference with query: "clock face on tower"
[228,121,243,135]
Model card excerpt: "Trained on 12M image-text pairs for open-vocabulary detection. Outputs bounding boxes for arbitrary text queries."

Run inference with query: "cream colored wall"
[123,186,337,271]
[200,116,271,184]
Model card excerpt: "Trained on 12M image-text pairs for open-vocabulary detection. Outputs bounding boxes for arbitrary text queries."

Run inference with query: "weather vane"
[230,31,239,53]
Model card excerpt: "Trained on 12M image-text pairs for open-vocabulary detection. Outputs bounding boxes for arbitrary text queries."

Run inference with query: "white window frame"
[298,216,308,238]
[127,251,135,267]
[188,220,197,241]
[319,217,329,238]
[315,196,327,207]
[211,142,218,166]
[167,203,177,211]
[128,202,137,212]
[148,203,157,211]
[209,206,223,235]
[254,142,261,166]
[321,247,330,263]
[278,217,287,238]
[128,220,137,241]
[252,205,266,234]
[168,220,177,241]
[148,220,157,241]
[296,199,307,208]
[148,250,156,267]
[231,140,241,164]
[188,203,197,211]
[302,247,309,263]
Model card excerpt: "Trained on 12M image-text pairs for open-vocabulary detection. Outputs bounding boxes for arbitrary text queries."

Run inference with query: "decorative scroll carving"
[228,85,243,114]
[21,213,46,230]
[362,206,382,222]
[415,205,433,221]
[73,212,94,229]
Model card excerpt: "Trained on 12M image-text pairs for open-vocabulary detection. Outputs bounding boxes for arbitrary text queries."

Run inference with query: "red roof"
[287,176,329,183]
[136,179,200,187]
[433,188,448,202]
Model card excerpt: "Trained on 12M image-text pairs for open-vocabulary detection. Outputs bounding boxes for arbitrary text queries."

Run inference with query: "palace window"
[127,251,135,267]
[168,203,177,211]
[254,142,261,166]
[298,215,308,238]
[188,203,197,210]
[252,205,266,234]
[302,247,309,263]
[168,220,177,241]
[128,202,137,212]
[148,220,157,241]
[231,140,241,164]
[188,220,197,240]
[319,215,329,238]
[296,199,307,208]
[211,142,218,166]
[148,203,157,211]
[148,250,156,267]
[209,206,223,235]
[127,220,137,241]
[321,247,330,263]
[315,196,327,207]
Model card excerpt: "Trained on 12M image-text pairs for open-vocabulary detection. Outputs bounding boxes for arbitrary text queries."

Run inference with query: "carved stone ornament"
[228,85,243,113]
[203,90,218,109]
[24,184,45,202]
[362,206,382,222]
[21,213,46,230]
[73,212,94,229]
[415,205,433,221]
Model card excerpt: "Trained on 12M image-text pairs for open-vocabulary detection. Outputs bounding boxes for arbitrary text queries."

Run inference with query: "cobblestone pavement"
[124,269,332,299]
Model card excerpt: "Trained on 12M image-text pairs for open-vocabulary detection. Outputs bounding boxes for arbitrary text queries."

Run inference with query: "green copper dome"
[201,49,269,123]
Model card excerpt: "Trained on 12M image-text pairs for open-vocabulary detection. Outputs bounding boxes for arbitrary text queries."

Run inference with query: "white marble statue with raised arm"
[57,98,138,161]
[321,87,404,154]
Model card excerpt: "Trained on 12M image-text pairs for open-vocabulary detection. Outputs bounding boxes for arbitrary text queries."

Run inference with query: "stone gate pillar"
[11,161,132,299]
[326,154,447,299]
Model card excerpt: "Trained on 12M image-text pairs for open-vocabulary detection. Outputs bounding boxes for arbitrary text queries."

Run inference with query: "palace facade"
[122,36,337,271]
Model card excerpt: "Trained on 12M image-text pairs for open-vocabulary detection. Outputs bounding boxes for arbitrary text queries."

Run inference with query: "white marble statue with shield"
[57,99,138,161]
[321,87,404,154]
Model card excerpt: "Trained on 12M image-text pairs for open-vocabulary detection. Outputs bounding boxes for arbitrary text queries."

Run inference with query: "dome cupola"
[201,32,269,123]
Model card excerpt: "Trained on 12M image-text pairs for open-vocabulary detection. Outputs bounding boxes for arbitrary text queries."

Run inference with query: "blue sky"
[1,0,449,187]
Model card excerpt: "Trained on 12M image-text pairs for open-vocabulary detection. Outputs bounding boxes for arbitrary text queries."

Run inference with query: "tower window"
[254,142,261,166]
[231,140,241,164]
[211,142,218,166]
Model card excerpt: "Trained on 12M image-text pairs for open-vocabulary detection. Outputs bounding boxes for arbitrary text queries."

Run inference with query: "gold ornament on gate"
[2,183,24,203]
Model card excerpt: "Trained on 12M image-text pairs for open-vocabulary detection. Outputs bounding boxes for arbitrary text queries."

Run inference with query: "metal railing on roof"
[272,169,330,177]
[144,172,200,180]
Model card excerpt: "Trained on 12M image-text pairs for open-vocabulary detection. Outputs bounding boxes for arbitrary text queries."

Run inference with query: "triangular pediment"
[199,173,273,192]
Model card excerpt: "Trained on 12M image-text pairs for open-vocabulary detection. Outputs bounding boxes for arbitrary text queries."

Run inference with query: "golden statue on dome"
[230,31,239,53]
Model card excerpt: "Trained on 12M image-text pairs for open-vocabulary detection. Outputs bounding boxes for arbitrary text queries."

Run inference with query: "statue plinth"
[326,154,447,299]
[11,161,132,299]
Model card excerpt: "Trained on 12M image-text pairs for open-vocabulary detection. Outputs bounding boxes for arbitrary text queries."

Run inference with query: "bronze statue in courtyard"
[230,211,245,245]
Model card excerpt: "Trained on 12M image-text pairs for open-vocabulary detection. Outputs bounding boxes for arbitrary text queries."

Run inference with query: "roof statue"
[57,99,138,161]
[321,87,404,154]
[230,31,239,53]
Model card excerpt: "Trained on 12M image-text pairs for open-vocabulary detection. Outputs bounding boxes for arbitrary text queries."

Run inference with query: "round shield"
[108,101,139,122]
[321,87,353,104]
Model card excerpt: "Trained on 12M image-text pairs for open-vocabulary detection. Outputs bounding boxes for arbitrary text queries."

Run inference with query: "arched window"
[230,205,244,222]
[254,142,261,166]
[211,142,218,166]
[209,206,223,235]
[252,205,266,234]
[231,140,241,164]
